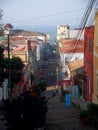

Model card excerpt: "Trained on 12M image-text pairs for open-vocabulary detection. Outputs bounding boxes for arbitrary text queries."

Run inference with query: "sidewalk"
[71,96,89,110]
[0,93,89,111]
[46,86,89,110]
[46,91,94,130]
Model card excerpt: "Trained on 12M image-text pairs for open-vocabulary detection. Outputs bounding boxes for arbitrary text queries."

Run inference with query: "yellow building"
[4,51,28,62]
[93,10,98,104]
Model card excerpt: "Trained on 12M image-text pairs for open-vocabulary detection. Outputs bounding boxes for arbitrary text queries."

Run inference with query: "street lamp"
[4,23,13,95]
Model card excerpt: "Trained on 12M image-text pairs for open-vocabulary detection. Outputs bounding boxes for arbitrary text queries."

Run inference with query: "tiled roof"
[3,37,40,54]
[4,44,26,54]
[11,45,25,52]
[4,23,13,29]
[11,39,26,45]
[85,26,94,31]
[60,39,84,53]
[2,38,26,45]
[67,59,84,72]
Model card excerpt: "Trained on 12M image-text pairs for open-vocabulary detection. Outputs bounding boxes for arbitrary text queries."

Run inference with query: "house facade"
[3,31,45,85]
[57,38,84,88]
[59,39,84,77]
[93,10,98,104]
[69,29,84,40]
[84,26,94,102]
[57,25,69,41]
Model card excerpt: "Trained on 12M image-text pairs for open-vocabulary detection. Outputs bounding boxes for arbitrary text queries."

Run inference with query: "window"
[65,57,70,62]
[88,76,91,94]
[85,36,87,49]
[75,57,79,60]
[58,27,60,29]
[89,38,93,53]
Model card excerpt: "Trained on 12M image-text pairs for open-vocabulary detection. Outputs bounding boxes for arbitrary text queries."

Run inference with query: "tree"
[73,73,83,96]
[37,80,48,92]
[0,8,4,36]
[4,56,24,88]
[3,84,48,130]
[79,103,98,128]
[4,56,24,70]
[0,45,5,86]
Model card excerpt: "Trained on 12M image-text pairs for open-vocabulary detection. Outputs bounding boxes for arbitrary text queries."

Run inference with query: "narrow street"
[46,87,95,130]
[0,87,97,130]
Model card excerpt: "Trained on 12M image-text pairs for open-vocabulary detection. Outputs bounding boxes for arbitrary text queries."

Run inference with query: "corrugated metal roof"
[67,59,84,72]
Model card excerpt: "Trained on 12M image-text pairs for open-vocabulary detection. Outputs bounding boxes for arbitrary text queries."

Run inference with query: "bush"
[79,103,98,128]
[3,90,48,130]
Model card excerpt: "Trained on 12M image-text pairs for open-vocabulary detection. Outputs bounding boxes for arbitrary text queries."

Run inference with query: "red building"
[84,26,94,102]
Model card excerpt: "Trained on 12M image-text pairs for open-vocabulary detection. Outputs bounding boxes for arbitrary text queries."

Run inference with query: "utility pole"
[4,23,13,96]
[7,33,10,94]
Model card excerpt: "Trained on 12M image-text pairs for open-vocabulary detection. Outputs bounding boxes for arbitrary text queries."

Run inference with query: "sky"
[1,0,89,30]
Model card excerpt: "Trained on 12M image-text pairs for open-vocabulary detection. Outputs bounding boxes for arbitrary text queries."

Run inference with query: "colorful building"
[84,26,94,102]
[93,10,98,104]
[59,39,84,79]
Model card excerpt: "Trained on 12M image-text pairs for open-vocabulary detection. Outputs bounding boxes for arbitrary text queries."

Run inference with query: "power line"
[3,8,84,24]
[66,0,97,60]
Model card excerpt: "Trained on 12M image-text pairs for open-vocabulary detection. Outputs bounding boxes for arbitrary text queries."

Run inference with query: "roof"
[67,59,84,72]
[59,39,84,53]
[58,25,69,28]
[4,23,13,29]
[3,38,40,54]
[4,44,26,54]
[84,26,94,32]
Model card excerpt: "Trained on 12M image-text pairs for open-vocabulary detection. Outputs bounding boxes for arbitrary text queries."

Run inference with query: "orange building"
[84,26,94,102]
[93,10,98,104]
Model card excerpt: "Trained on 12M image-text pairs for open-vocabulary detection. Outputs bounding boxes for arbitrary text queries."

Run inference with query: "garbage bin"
[65,92,71,107]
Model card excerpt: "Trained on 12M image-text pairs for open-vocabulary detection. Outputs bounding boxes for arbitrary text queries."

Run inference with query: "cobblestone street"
[46,87,96,130]
[0,87,97,130]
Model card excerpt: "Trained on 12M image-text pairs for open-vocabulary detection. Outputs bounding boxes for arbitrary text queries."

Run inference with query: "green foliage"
[37,81,48,92]
[0,45,5,85]
[10,56,24,70]
[3,89,48,130]
[73,73,83,96]
[78,82,82,96]
[79,103,98,128]
[4,56,24,87]
[4,56,24,70]
[73,73,83,85]
[0,45,4,60]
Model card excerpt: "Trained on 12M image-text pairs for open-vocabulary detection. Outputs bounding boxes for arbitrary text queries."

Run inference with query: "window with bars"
[89,38,93,53]
[88,76,91,94]
[85,36,87,49]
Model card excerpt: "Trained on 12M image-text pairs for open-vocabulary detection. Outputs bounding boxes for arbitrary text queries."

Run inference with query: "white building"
[57,25,69,41]
[59,39,84,79]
